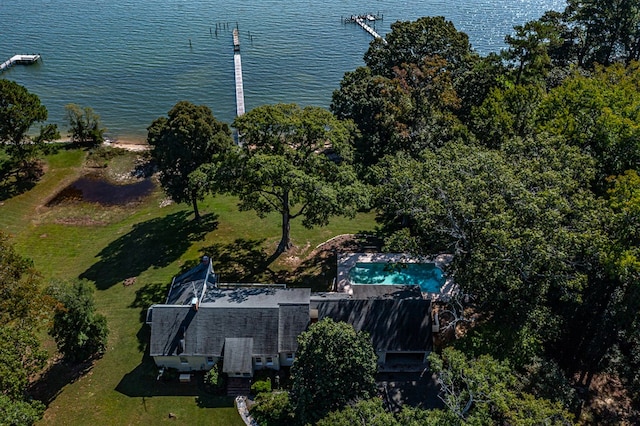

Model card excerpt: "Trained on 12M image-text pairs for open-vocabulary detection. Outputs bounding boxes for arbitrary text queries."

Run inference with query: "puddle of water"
[47,174,155,206]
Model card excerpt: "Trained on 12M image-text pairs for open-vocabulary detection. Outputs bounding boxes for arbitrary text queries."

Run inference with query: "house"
[147,258,432,378]
[147,258,309,377]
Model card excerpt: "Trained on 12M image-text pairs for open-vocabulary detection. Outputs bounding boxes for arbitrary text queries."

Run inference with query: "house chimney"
[191,282,199,310]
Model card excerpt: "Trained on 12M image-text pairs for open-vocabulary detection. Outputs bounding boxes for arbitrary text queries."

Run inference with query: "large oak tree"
[231,103,367,253]
[148,101,233,220]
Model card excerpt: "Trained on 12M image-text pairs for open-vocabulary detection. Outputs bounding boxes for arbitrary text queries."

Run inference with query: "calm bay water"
[1,0,564,141]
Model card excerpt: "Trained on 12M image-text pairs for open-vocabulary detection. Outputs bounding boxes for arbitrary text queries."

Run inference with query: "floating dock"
[0,54,41,72]
[232,29,245,117]
[346,15,387,44]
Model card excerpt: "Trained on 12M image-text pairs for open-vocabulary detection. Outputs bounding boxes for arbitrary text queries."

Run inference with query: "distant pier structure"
[232,28,245,117]
[0,54,41,73]
[345,14,387,44]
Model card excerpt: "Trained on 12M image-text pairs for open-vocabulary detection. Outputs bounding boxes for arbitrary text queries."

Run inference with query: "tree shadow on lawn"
[130,282,171,352]
[28,356,98,406]
[80,211,218,290]
[0,163,42,201]
[198,238,281,283]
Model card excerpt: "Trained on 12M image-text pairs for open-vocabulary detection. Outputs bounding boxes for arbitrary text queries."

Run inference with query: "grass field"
[0,146,377,425]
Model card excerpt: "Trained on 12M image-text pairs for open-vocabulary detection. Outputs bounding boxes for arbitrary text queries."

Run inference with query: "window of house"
[286,353,294,360]
[180,357,188,364]
[206,356,214,364]
[266,357,273,365]
[255,357,262,365]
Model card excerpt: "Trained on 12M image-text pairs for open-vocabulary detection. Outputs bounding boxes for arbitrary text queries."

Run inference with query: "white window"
[180,357,188,364]
[266,357,274,366]
[255,357,262,365]
[286,353,294,360]
[206,356,214,364]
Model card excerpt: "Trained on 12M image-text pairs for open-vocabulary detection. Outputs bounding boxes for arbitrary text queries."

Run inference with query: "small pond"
[47,174,155,206]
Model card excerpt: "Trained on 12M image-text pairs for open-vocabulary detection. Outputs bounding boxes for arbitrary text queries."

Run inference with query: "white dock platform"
[234,52,245,117]
[0,54,41,72]
[353,17,387,44]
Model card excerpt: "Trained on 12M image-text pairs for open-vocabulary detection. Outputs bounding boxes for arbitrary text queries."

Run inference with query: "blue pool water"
[349,262,444,293]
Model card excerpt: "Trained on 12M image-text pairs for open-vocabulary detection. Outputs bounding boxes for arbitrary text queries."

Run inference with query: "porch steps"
[227,377,251,396]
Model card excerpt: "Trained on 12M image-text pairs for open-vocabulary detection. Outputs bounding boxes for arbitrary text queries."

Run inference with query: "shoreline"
[52,136,151,152]
[104,136,150,151]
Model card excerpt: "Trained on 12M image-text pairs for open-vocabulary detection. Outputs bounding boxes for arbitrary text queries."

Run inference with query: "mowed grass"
[0,147,377,425]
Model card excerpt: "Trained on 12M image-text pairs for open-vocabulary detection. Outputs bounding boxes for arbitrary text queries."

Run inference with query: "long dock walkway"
[347,15,387,44]
[232,29,245,117]
[0,54,41,72]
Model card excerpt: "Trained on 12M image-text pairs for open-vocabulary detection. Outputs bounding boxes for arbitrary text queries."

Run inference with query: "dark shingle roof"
[350,284,422,300]
[149,287,310,357]
[149,306,280,357]
[317,298,432,352]
[223,338,253,374]
[278,304,309,352]
[166,260,217,305]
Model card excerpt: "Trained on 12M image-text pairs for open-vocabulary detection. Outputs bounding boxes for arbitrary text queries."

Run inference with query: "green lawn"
[0,147,377,425]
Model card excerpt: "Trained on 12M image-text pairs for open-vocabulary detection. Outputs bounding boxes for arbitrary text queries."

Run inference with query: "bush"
[251,378,272,395]
[65,103,105,146]
[205,362,226,392]
[250,391,294,426]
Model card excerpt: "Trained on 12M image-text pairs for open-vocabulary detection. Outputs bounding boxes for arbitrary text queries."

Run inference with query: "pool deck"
[337,252,457,301]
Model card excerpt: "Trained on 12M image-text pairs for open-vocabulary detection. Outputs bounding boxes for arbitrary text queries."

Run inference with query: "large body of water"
[1,0,565,141]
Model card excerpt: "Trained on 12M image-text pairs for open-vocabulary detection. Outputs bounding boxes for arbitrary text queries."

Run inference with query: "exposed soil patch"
[582,374,639,424]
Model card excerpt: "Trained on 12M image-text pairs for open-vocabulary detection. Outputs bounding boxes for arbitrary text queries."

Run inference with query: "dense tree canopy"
[332,17,473,170]
[290,318,377,425]
[231,103,367,253]
[428,349,574,425]
[0,80,59,176]
[364,16,475,77]
[539,62,640,184]
[0,233,49,425]
[345,9,640,418]
[147,101,233,220]
[48,280,109,363]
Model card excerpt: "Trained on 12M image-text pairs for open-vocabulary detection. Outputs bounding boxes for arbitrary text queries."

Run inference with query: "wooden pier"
[0,54,41,72]
[232,29,245,117]
[346,15,387,44]
[233,28,240,52]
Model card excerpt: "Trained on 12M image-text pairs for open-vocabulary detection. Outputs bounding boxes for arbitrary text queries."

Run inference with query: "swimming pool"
[348,262,445,293]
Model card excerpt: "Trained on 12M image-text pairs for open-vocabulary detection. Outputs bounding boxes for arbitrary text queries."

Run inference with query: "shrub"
[251,378,272,395]
[205,362,226,392]
[250,391,294,426]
